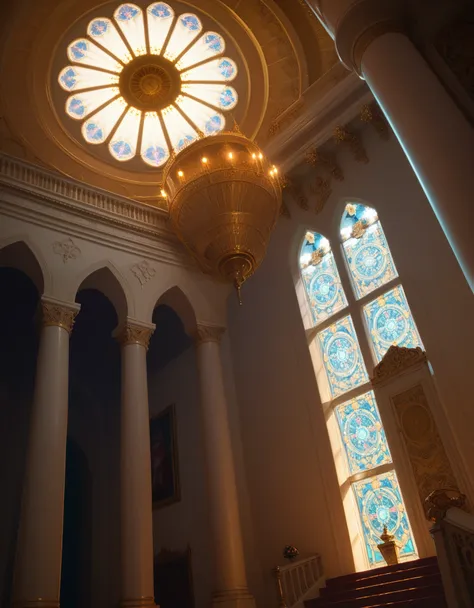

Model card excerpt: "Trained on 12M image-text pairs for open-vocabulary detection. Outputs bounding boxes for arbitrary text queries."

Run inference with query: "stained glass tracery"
[316,315,368,398]
[341,203,398,299]
[58,2,239,166]
[352,471,416,567]
[335,391,392,475]
[299,231,347,325]
[363,285,424,362]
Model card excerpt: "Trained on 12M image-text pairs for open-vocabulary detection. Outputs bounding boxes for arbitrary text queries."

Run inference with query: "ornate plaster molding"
[371,345,427,386]
[310,176,332,213]
[192,324,226,344]
[130,260,156,286]
[306,148,344,181]
[52,237,81,263]
[334,125,368,163]
[360,102,391,140]
[116,320,155,350]
[41,297,80,334]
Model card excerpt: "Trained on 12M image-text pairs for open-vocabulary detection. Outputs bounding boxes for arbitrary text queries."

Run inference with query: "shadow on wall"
[0,268,39,608]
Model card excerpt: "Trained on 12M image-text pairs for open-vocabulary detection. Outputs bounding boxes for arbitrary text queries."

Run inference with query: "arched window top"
[341,202,398,299]
[299,231,347,325]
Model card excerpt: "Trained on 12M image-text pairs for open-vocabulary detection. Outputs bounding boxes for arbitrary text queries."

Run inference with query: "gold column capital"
[192,323,226,345]
[115,319,155,350]
[40,297,80,334]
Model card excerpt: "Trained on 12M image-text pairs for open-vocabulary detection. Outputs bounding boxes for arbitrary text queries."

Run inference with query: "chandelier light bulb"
[258,152,263,159]
[228,152,233,159]
[177,170,184,177]
[201,157,208,163]
[160,189,167,197]
[252,153,257,159]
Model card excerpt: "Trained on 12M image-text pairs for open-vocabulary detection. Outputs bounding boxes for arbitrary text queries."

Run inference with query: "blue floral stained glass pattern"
[341,203,398,299]
[352,471,416,567]
[205,114,223,134]
[300,231,347,324]
[317,316,368,398]
[116,4,140,20]
[364,285,423,362]
[335,391,392,475]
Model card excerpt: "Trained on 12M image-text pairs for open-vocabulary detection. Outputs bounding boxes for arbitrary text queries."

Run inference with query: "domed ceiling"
[0,0,336,204]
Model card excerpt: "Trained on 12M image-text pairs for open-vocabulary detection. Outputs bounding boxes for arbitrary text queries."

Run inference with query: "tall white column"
[116,320,156,608]
[193,324,255,608]
[305,0,474,291]
[12,297,80,608]
[360,32,474,291]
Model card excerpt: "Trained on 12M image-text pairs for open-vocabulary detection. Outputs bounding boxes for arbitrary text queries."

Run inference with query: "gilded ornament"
[352,220,366,239]
[306,148,344,181]
[162,132,282,302]
[116,322,154,349]
[360,102,391,141]
[311,250,323,266]
[192,324,226,344]
[41,300,79,333]
[425,488,467,523]
[334,125,368,164]
[311,176,332,213]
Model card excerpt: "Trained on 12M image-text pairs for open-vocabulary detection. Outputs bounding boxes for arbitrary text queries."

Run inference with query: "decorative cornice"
[334,125,369,163]
[306,148,344,181]
[192,324,226,345]
[360,102,391,140]
[41,297,80,334]
[371,345,427,386]
[0,154,169,237]
[116,321,155,350]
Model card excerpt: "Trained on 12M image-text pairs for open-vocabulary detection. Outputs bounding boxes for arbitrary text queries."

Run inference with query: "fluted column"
[12,296,80,608]
[305,0,474,291]
[115,319,156,608]
[193,324,255,608]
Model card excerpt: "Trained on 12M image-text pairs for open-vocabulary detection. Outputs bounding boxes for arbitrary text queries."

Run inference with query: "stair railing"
[274,554,324,608]
[427,489,474,608]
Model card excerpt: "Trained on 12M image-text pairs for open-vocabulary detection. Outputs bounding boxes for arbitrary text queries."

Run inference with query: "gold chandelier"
[162,132,282,302]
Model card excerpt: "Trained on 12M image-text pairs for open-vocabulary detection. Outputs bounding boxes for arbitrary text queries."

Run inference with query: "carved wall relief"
[392,384,458,518]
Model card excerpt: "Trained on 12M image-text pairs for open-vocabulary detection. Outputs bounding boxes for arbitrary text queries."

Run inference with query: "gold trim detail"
[334,125,368,163]
[360,102,391,140]
[193,324,226,344]
[117,322,154,349]
[41,300,78,333]
[371,345,427,386]
[353,21,405,75]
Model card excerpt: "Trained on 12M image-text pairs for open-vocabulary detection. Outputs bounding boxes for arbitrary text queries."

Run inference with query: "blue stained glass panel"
[300,231,347,325]
[335,391,392,475]
[364,285,424,362]
[341,203,398,299]
[317,315,368,398]
[352,471,416,567]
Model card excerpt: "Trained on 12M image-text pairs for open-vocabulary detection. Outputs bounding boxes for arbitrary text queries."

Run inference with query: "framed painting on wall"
[150,404,180,509]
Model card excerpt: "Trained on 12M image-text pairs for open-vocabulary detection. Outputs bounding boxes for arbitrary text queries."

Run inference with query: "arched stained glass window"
[341,203,398,299]
[296,200,423,570]
[299,231,347,325]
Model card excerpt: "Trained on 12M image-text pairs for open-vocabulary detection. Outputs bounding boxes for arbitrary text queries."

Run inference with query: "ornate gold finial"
[116,321,154,350]
[41,299,79,334]
[360,102,391,141]
[334,125,368,164]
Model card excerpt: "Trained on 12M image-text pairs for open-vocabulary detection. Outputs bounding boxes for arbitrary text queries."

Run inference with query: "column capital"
[115,319,155,350]
[192,323,226,345]
[40,296,80,334]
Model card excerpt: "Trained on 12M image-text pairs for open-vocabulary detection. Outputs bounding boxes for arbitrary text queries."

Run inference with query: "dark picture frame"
[150,404,180,509]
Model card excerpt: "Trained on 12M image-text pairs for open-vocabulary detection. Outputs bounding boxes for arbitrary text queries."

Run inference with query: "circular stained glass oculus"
[343,409,380,457]
[58,2,239,166]
[362,486,402,536]
[310,273,338,306]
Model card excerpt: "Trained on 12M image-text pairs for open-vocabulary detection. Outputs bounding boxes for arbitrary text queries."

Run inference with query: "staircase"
[305,557,447,607]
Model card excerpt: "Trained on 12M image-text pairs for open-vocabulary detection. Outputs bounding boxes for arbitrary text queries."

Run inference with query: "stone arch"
[73,262,131,325]
[0,237,49,294]
[153,286,198,337]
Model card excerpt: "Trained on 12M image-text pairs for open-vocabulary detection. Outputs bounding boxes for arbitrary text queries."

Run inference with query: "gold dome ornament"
[162,132,282,303]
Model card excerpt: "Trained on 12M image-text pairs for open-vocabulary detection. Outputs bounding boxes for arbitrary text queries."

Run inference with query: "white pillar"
[360,32,474,291]
[193,324,255,608]
[12,297,80,608]
[116,320,156,608]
